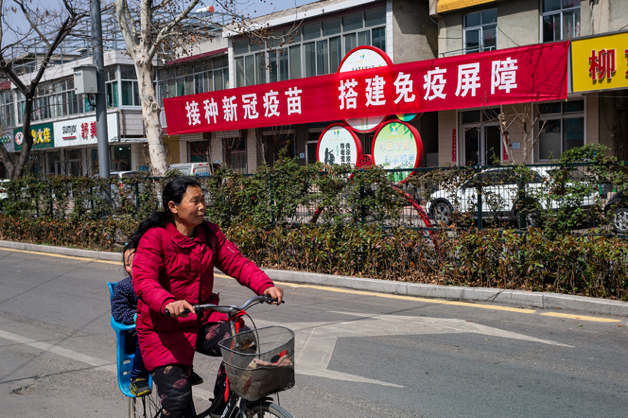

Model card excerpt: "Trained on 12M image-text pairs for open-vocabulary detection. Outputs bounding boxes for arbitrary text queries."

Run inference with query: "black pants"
[150,321,247,418]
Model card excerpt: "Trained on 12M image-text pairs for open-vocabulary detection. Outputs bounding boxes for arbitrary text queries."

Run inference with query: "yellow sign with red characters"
[436,0,497,13]
[571,32,628,93]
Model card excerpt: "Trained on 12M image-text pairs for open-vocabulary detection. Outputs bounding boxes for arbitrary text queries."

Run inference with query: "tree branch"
[145,0,200,64]
[13,0,51,49]
[115,0,139,59]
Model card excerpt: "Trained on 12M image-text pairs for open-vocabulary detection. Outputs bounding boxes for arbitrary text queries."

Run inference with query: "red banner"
[164,42,569,134]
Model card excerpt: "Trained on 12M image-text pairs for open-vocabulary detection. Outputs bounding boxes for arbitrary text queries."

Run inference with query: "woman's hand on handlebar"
[263,286,284,305]
[165,300,195,317]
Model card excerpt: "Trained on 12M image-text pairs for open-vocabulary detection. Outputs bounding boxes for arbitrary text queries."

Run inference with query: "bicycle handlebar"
[164,294,284,317]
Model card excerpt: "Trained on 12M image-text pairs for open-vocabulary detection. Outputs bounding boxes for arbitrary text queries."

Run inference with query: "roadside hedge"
[1,215,626,301]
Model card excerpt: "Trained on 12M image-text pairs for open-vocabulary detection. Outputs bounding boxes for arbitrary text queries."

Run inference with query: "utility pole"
[91,0,110,178]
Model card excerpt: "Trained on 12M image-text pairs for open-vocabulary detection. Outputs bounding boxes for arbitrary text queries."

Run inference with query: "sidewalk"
[2,239,627,318]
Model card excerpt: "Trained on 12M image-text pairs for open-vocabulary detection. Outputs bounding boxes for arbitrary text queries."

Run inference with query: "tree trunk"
[136,60,168,176]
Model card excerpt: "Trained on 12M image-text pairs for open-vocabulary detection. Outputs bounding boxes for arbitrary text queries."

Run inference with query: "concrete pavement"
[2,239,627,317]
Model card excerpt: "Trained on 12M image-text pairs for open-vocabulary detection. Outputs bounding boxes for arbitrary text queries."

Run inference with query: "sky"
[2,0,317,54]
[212,0,314,18]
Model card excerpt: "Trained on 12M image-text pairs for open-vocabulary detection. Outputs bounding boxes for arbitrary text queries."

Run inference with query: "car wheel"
[432,201,453,225]
[611,207,628,233]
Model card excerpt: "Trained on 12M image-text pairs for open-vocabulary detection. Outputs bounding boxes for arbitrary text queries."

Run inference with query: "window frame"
[540,0,581,43]
[463,8,497,54]
[536,99,585,161]
[233,6,387,86]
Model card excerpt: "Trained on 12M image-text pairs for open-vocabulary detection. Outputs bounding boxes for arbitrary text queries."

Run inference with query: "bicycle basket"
[218,325,295,401]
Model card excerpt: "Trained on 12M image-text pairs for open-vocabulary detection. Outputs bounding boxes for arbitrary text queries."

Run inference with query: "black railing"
[1,162,627,235]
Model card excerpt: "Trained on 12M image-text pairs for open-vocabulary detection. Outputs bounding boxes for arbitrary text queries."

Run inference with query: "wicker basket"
[218,326,295,401]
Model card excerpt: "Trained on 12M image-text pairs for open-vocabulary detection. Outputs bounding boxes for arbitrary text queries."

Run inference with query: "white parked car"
[0,179,8,201]
[169,163,220,176]
[426,166,598,227]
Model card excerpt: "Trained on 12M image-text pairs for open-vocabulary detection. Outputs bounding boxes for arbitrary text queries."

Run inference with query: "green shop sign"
[14,122,55,151]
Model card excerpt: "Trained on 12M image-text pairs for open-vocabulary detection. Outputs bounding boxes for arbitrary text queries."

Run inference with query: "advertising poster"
[317,123,362,167]
[339,46,392,133]
[372,120,423,183]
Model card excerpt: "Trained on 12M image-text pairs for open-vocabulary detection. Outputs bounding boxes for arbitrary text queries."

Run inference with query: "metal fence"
[1,162,627,234]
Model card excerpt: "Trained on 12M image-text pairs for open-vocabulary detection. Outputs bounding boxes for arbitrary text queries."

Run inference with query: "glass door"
[463,125,502,166]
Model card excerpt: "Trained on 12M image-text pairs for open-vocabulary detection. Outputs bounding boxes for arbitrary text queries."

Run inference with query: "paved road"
[0,247,627,417]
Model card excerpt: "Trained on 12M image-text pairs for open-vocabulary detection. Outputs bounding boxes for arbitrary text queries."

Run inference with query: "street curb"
[2,240,627,317]
[265,269,628,317]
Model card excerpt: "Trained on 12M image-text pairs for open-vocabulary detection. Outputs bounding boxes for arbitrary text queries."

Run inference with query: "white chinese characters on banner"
[455,63,481,97]
[223,96,238,122]
[182,61,528,128]
[365,75,386,106]
[185,101,201,126]
[339,79,358,110]
[263,91,280,117]
[286,87,303,115]
[423,67,447,101]
[491,57,518,94]
[203,98,218,124]
[394,72,416,104]
[242,93,259,119]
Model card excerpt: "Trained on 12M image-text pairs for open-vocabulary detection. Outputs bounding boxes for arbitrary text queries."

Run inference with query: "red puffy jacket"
[132,221,274,371]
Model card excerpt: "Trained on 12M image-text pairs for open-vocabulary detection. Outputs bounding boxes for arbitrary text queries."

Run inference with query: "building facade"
[432,0,628,166]
[4,0,627,179]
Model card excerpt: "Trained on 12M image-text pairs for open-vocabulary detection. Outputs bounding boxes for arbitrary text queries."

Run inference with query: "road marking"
[269,280,537,313]
[540,312,621,323]
[2,247,621,322]
[0,328,212,400]
[0,328,116,373]
[0,247,118,264]
[255,311,573,387]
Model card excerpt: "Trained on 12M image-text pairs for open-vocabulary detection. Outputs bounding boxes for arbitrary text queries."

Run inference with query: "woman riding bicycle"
[130,177,284,418]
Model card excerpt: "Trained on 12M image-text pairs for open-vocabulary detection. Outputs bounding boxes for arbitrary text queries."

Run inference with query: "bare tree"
[0,0,89,179]
[114,0,304,175]
[484,104,549,164]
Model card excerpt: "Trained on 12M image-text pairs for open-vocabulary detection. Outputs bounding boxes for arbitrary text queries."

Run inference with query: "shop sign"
[437,0,497,13]
[316,123,362,167]
[571,32,628,93]
[14,123,54,151]
[164,42,568,134]
[53,113,119,147]
[371,120,423,183]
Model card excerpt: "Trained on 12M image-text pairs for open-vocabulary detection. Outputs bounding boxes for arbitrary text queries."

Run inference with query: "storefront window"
[224,137,246,173]
[538,100,584,160]
[111,146,132,171]
[542,0,580,42]
[189,141,209,162]
[48,151,60,175]
[67,149,82,176]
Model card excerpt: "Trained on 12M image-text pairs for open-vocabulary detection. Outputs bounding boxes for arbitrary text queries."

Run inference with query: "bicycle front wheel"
[245,402,293,418]
[129,390,161,418]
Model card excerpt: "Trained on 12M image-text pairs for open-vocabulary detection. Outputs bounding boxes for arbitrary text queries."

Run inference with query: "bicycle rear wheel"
[129,390,161,418]
[244,402,293,418]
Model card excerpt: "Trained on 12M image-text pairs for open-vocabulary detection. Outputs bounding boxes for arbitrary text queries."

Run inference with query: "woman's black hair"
[129,177,215,251]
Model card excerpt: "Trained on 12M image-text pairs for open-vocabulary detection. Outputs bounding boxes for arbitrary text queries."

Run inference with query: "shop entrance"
[461,108,502,166]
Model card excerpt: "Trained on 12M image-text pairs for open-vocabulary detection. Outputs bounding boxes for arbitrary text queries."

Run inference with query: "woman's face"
[169,185,206,229]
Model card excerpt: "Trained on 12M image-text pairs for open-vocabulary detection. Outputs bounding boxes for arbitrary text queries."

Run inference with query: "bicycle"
[109,287,295,418]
